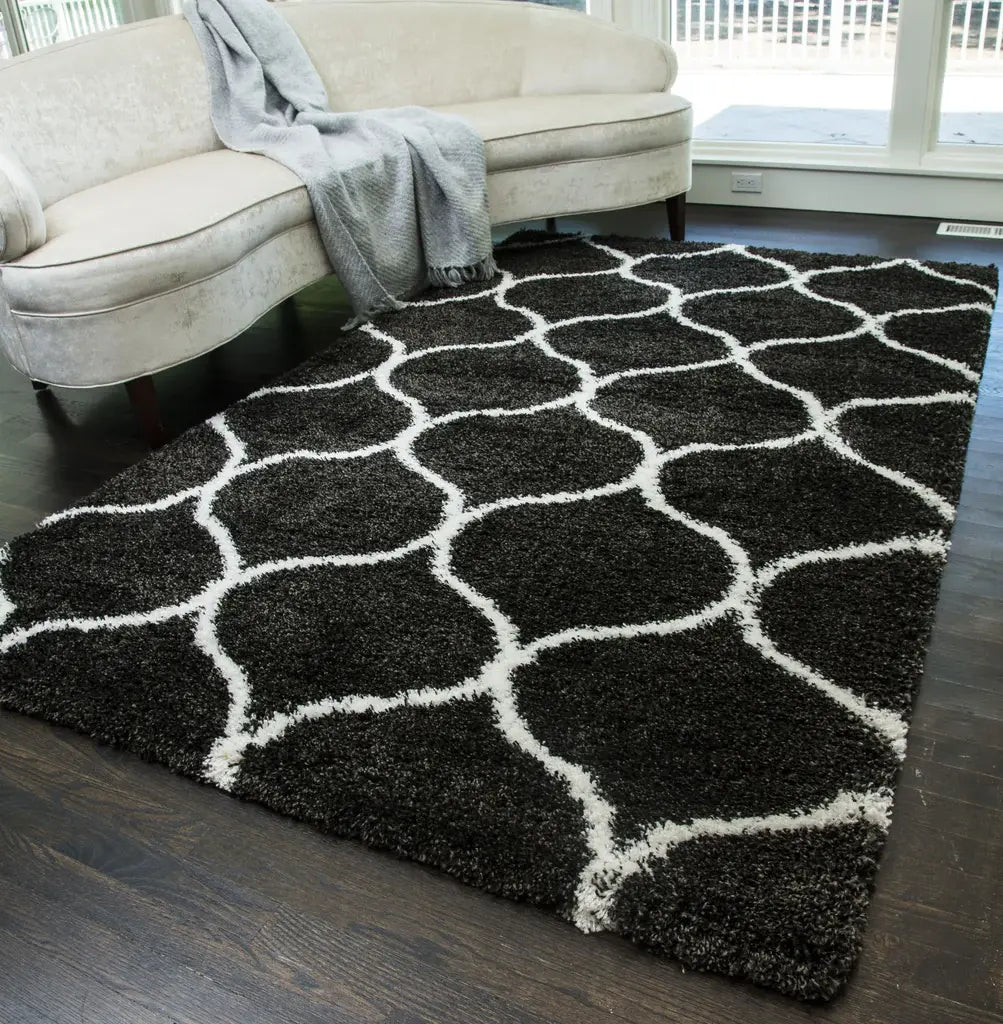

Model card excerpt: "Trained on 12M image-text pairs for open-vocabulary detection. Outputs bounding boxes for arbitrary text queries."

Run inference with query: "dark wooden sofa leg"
[125,375,167,449]
[666,192,687,242]
[31,380,49,391]
[545,216,557,233]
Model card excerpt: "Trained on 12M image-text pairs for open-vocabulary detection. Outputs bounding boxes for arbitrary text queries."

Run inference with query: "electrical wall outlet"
[731,172,763,194]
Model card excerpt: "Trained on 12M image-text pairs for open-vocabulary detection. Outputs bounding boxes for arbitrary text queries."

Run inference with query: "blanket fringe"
[427,254,499,289]
[342,255,499,331]
[341,296,406,332]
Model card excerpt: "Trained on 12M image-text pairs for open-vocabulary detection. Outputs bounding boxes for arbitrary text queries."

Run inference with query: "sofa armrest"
[521,7,681,99]
[658,39,680,93]
[0,146,46,263]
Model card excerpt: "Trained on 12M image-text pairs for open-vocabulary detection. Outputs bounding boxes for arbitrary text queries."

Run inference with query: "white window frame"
[591,0,1003,218]
[0,0,29,54]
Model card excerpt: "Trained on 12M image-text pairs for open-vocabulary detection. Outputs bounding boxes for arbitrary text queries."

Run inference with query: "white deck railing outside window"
[4,0,1002,69]
[16,0,121,50]
[669,1,1002,69]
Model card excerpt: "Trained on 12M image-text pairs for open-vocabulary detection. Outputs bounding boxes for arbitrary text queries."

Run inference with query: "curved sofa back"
[283,1,675,107]
[0,0,675,209]
[0,16,216,208]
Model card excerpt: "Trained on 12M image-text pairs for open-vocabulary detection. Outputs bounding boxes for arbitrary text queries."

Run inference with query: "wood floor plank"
[0,204,999,1023]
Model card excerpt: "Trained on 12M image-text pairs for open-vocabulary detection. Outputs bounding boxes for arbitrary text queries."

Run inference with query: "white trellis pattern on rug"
[0,236,995,948]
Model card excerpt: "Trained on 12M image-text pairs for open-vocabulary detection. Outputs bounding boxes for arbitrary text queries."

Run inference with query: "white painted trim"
[587,0,613,21]
[0,0,29,54]
[696,141,888,170]
[921,146,1003,177]
[888,0,951,164]
[611,0,664,36]
[689,162,1003,220]
[695,141,1003,179]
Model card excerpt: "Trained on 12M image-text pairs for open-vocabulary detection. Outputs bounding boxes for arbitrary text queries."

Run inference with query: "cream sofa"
[0,0,691,443]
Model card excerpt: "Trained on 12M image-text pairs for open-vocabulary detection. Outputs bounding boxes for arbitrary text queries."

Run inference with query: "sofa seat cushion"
[434,93,692,172]
[6,93,690,318]
[6,149,312,316]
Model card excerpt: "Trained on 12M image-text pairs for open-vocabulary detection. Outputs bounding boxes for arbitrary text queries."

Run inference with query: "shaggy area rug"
[0,232,997,1001]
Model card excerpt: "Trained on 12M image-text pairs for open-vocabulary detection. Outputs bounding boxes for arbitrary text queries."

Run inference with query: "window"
[938,0,1003,146]
[594,1,1003,215]
[671,1,901,148]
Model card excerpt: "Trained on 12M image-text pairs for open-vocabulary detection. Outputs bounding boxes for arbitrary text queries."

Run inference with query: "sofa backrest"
[282,1,674,109]
[0,16,217,208]
[0,0,675,209]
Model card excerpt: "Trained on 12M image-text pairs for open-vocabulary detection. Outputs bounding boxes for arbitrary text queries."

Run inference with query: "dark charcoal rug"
[0,233,997,1001]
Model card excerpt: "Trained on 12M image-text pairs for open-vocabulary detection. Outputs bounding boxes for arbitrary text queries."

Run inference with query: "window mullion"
[888,0,950,166]
[588,0,614,21]
[0,0,29,55]
[610,0,665,39]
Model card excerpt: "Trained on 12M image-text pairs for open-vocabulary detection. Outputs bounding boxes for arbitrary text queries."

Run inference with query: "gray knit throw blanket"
[184,0,497,326]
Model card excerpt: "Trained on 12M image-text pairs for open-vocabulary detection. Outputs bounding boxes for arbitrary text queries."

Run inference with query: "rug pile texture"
[0,233,997,1000]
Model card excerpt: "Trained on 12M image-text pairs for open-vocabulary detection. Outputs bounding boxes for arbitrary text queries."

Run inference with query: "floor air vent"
[937,221,1003,239]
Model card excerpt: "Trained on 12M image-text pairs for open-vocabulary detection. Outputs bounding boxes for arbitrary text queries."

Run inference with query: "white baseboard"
[690,163,1003,221]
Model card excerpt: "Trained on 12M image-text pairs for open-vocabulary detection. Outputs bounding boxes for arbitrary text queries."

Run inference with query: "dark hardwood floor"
[1,205,1000,1024]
